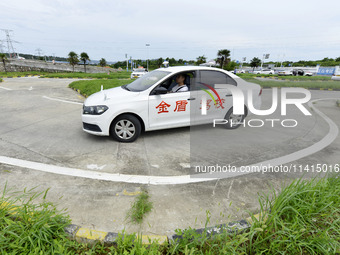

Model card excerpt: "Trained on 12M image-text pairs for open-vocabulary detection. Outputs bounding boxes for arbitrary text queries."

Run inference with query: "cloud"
[1,0,340,61]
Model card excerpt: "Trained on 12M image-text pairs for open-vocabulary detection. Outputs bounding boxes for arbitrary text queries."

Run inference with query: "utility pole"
[146,43,150,71]
[125,53,128,72]
[1,29,18,58]
[280,54,285,67]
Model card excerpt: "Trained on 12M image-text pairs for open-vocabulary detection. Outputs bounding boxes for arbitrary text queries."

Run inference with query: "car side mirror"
[153,86,168,95]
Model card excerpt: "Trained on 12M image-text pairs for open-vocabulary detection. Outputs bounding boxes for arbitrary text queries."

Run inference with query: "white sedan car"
[82,66,262,142]
[131,68,148,79]
[255,69,274,75]
[277,70,293,76]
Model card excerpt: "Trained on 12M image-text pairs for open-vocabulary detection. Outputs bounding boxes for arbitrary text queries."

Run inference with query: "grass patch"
[275,75,331,81]
[246,175,340,254]
[0,71,49,77]
[69,79,133,97]
[238,73,332,81]
[0,71,131,80]
[0,78,2,83]
[0,185,71,254]
[1,176,339,254]
[126,188,153,224]
[170,175,340,254]
[41,71,131,79]
[246,78,340,90]
[337,100,340,107]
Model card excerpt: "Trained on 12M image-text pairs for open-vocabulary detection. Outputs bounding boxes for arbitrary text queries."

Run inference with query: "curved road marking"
[42,96,83,105]
[0,86,12,91]
[0,98,339,185]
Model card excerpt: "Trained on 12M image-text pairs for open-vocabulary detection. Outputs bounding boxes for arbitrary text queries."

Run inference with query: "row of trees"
[67,52,107,72]
[2,50,340,73]
[110,49,260,71]
[111,57,196,70]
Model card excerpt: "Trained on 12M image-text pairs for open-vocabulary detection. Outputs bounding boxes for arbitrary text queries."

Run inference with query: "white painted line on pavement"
[0,86,12,91]
[0,98,339,185]
[42,96,83,105]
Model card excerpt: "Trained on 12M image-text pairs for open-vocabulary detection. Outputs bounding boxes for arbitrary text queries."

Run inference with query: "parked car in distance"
[82,66,262,142]
[230,70,245,74]
[304,71,313,76]
[254,69,274,75]
[131,68,148,79]
[277,70,293,76]
[331,75,340,81]
[292,69,313,76]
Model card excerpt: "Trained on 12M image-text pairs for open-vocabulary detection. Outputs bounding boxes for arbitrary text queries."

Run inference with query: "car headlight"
[83,105,109,115]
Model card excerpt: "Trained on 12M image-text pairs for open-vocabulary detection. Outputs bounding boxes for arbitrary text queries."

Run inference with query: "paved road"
[0,77,339,234]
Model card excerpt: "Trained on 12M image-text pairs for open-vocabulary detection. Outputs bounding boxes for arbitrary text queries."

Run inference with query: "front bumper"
[82,114,111,136]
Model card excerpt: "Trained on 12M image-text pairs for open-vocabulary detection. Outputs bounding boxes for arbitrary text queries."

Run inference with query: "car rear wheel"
[111,114,141,142]
[224,107,246,129]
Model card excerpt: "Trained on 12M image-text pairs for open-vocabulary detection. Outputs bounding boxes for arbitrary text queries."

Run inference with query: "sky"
[1,0,340,63]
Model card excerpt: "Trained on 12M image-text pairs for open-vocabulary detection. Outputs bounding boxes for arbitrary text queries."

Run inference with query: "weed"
[126,188,153,224]
[0,184,71,254]
[1,175,339,254]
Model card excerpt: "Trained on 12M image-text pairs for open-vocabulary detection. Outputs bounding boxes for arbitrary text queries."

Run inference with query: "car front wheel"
[111,114,141,142]
[224,107,246,129]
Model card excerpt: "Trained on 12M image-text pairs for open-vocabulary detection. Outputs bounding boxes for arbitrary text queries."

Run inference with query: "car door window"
[197,70,237,90]
[150,71,196,94]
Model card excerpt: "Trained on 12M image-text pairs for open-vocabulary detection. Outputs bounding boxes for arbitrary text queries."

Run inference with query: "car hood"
[84,86,140,106]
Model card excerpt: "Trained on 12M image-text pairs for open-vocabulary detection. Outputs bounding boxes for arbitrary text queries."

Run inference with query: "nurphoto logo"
[201,85,312,128]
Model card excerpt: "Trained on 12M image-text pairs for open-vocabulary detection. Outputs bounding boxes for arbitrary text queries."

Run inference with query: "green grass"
[1,176,339,254]
[0,78,2,83]
[0,185,72,254]
[0,71,49,77]
[41,71,131,79]
[69,79,133,97]
[238,73,332,81]
[169,175,340,254]
[0,71,132,80]
[246,79,340,90]
[126,188,153,224]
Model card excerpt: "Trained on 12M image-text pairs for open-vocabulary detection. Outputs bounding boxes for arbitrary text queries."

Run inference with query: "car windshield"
[133,69,146,72]
[125,70,170,92]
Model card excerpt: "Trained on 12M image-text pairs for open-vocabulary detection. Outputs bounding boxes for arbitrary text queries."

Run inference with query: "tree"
[80,52,90,73]
[336,57,340,62]
[250,57,261,71]
[67,51,79,72]
[99,58,107,67]
[169,58,176,66]
[0,53,8,73]
[196,55,207,65]
[217,49,231,68]
[157,57,164,67]
[225,60,237,71]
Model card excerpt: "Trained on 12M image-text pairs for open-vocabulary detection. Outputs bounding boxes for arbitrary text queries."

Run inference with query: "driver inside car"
[170,74,189,93]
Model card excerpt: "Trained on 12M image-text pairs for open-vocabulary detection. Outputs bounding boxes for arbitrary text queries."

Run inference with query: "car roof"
[156,66,239,79]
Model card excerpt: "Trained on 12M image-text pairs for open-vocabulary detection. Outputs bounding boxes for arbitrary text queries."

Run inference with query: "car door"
[193,70,236,124]
[148,72,197,130]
